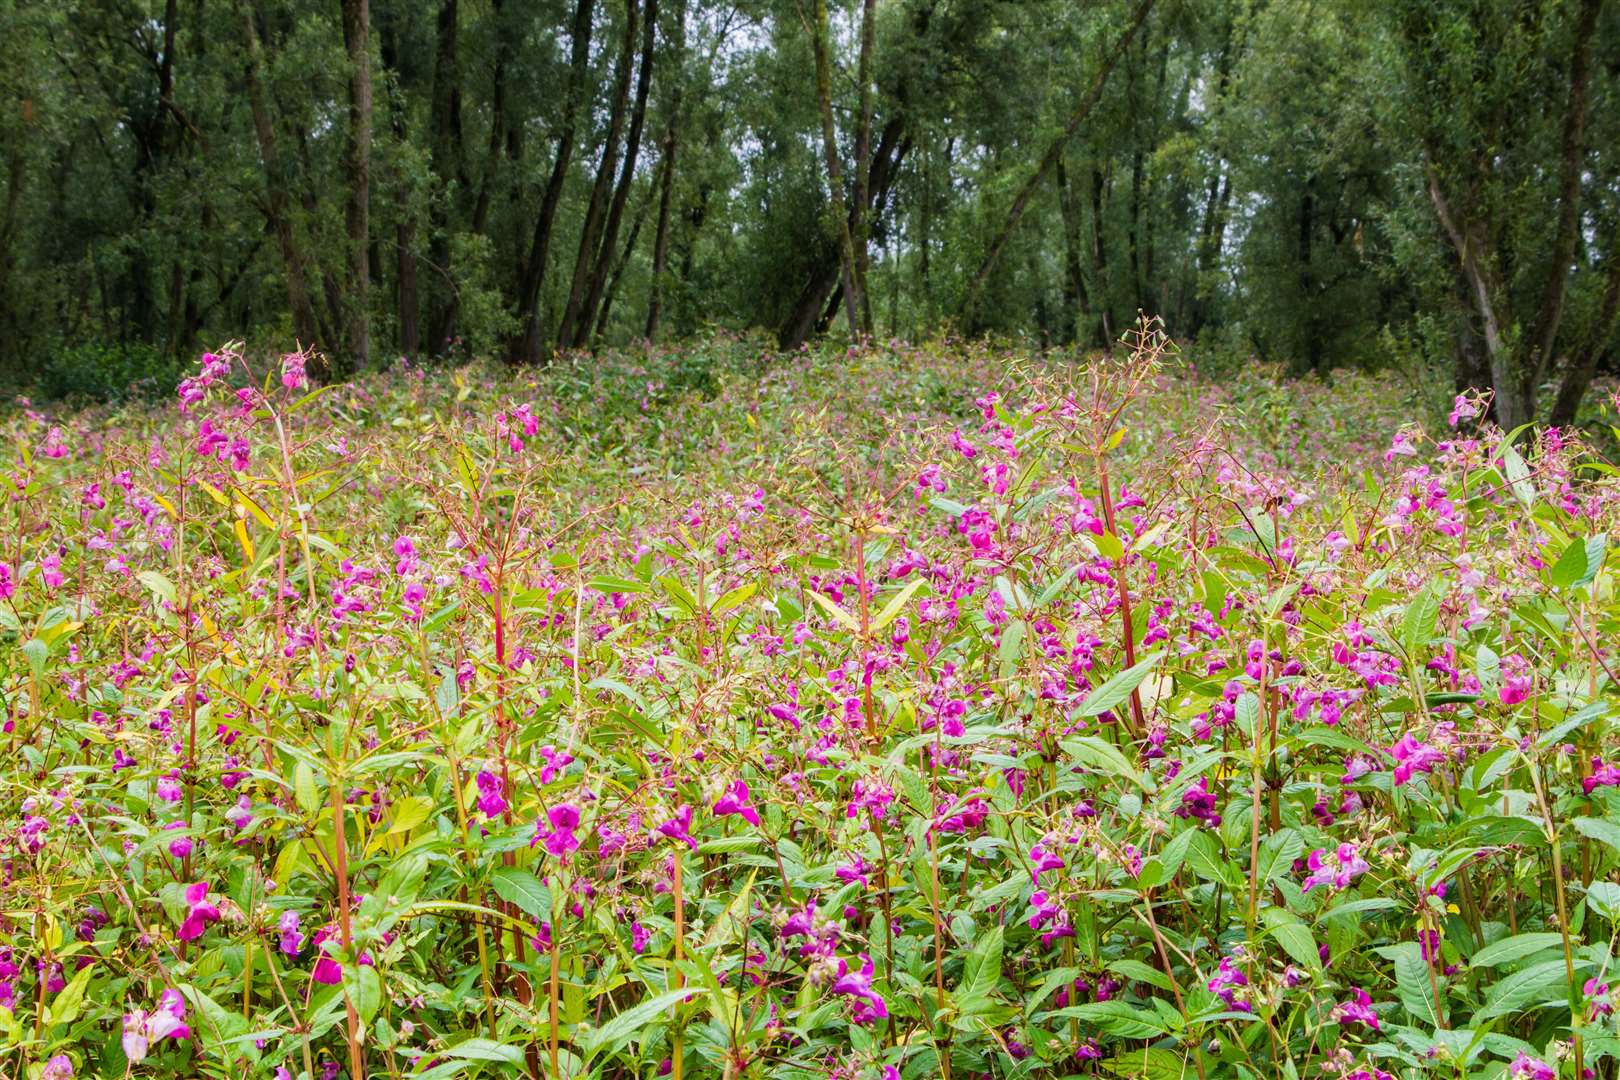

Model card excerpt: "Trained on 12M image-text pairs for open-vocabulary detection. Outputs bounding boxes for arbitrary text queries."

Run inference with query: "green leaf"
[489,867,552,920]
[1261,908,1321,972]
[1401,583,1443,654]
[353,965,383,1024]
[1500,441,1536,509]
[137,570,177,605]
[1573,816,1620,854]
[1470,933,1564,968]
[1184,832,1241,889]
[1050,999,1173,1039]
[386,795,435,836]
[294,761,319,817]
[1587,881,1620,921]
[1078,653,1164,718]
[1061,735,1152,791]
[871,578,927,631]
[1098,1047,1195,1080]
[807,589,859,632]
[45,964,94,1027]
[587,575,648,595]
[579,987,694,1061]
[442,1037,525,1064]
[1476,958,1585,1020]
[1550,536,1589,589]
[1108,958,1173,993]
[958,924,1004,1005]
[1377,942,1439,1027]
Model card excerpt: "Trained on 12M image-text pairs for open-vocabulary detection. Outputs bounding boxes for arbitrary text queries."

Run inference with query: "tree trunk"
[510,0,597,363]
[342,0,373,372]
[1426,164,1525,429]
[811,0,863,336]
[236,0,321,351]
[379,13,419,359]
[644,0,686,341]
[1526,0,1602,394]
[573,0,658,349]
[1549,216,1620,427]
[959,0,1154,322]
[777,119,908,349]
[556,0,640,352]
[426,0,464,354]
[849,0,878,336]
[1055,154,1090,347]
[594,191,651,343]
[1089,164,1114,353]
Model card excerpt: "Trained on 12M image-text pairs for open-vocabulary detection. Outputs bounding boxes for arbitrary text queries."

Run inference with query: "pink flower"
[1585,756,1620,795]
[655,804,696,848]
[831,953,888,1024]
[713,780,760,827]
[1301,843,1370,892]
[1509,1052,1555,1080]
[534,803,583,859]
[176,882,220,942]
[1334,987,1379,1030]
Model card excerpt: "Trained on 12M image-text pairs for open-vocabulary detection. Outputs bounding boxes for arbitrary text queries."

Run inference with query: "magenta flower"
[176,883,220,942]
[1207,957,1251,1012]
[122,989,191,1063]
[534,803,583,859]
[475,770,507,818]
[655,804,696,848]
[1389,732,1447,786]
[278,911,304,957]
[1508,1053,1555,1080]
[831,953,888,1024]
[713,780,760,827]
[1585,756,1620,795]
[1301,843,1370,892]
[1028,841,1065,883]
[1173,777,1222,828]
[1334,987,1379,1030]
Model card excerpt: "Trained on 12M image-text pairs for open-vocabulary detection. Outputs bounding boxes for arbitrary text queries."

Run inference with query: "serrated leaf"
[489,867,551,920]
[1061,735,1152,791]
[1573,816,1620,854]
[1079,653,1164,718]
[1476,957,1584,1020]
[442,1038,525,1063]
[1050,999,1173,1039]
[1551,537,1589,589]
[579,987,694,1061]
[1471,933,1564,968]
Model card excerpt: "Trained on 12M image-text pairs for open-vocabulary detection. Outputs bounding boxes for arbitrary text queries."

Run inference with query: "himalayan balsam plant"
[2,325,1620,1080]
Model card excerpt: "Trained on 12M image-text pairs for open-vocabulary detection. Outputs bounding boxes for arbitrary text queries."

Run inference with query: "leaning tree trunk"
[510,0,597,364]
[959,0,1154,323]
[556,0,640,352]
[644,0,687,341]
[573,0,658,349]
[1525,0,1602,399]
[1426,163,1526,430]
[811,0,863,335]
[342,0,373,373]
[1549,215,1620,428]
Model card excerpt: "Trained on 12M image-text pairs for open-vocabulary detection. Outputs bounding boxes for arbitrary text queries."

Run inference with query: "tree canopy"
[1,0,1616,418]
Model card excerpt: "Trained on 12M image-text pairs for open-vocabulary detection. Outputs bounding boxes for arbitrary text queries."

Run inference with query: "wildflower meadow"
[4,328,1620,1080]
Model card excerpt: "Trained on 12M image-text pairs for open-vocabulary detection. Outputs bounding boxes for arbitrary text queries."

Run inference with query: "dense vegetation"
[2,0,1618,424]
[3,335,1620,1079]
